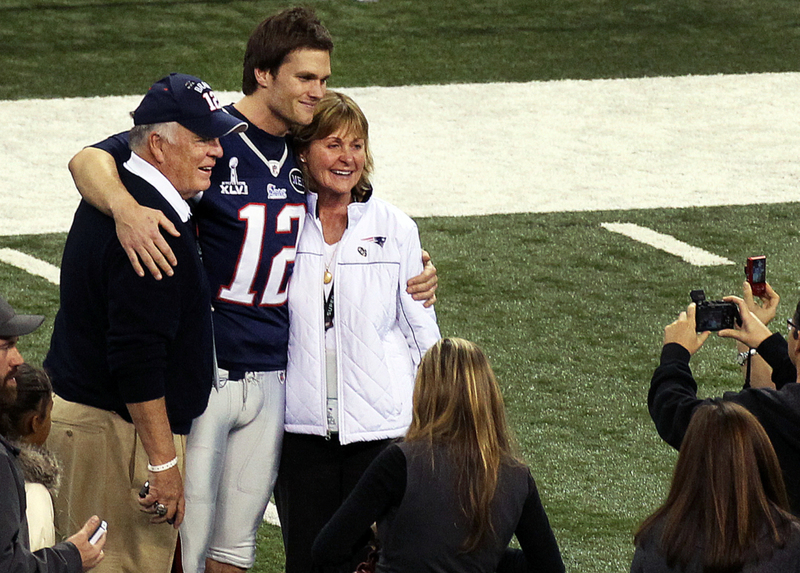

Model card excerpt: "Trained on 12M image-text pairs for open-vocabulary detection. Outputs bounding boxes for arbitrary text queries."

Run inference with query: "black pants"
[274,432,391,573]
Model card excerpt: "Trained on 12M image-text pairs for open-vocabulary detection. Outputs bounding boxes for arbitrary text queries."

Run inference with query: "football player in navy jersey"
[67,8,437,573]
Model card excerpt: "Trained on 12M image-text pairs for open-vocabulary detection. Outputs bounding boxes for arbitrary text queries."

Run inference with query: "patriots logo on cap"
[361,236,387,247]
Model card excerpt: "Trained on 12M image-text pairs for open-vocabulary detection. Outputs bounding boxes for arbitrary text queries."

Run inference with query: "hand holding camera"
[65,515,106,570]
[716,296,773,349]
[665,287,773,355]
[663,303,711,355]
[742,280,779,326]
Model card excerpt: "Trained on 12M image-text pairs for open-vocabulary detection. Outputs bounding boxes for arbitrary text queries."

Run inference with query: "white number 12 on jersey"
[218,203,305,306]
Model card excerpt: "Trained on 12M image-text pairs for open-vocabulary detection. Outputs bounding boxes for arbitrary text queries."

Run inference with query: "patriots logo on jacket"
[361,236,387,247]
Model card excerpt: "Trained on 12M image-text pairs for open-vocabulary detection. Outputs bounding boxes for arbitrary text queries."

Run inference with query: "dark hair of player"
[242,7,334,96]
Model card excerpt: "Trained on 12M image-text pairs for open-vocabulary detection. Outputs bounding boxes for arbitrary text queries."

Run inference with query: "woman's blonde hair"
[291,91,374,202]
[406,338,519,552]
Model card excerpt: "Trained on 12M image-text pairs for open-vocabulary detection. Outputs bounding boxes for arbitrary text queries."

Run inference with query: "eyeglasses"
[787,318,799,333]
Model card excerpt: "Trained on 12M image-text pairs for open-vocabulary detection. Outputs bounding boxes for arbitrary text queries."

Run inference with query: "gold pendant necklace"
[324,242,340,285]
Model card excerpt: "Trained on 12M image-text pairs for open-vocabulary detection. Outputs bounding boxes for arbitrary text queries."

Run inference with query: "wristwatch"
[736,348,757,366]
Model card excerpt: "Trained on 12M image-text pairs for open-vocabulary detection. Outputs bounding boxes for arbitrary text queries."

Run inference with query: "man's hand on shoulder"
[113,199,180,281]
[663,303,710,355]
[407,249,437,308]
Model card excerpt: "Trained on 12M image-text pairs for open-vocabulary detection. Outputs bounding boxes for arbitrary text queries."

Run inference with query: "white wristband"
[147,456,178,472]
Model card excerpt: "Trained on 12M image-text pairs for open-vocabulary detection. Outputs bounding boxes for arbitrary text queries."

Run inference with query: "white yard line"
[263,501,280,527]
[600,223,734,266]
[0,248,60,284]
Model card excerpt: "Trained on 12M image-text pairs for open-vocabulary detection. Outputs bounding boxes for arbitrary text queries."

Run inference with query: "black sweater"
[312,441,565,573]
[45,166,213,434]
[649,333,800,515]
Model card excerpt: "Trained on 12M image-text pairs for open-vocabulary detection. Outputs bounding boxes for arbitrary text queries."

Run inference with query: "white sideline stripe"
[263,500,280,526]
[600,223,735,267]
[0,249,60,284]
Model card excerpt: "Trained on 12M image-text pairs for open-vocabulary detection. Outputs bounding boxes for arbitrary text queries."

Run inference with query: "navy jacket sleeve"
[648,343,701,450]
[105,227,186,404]
[90,131,131,165]
[756,332,797,389]
[92,132,190,402]
[497,470,565,573]
[1,450,81,573]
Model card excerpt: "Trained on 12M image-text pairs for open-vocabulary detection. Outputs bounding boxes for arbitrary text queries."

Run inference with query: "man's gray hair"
[128,121,180,154]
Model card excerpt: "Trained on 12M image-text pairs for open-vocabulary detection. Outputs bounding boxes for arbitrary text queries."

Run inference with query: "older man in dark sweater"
[44,74,245,573]
[649,290,800,515]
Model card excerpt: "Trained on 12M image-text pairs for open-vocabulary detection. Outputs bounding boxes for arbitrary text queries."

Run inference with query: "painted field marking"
[601,223,735,267]
[263,501,280,527]
[0,248,60,285]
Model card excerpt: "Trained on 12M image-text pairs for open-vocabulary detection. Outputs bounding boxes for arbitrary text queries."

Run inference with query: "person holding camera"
[649,289,800,515]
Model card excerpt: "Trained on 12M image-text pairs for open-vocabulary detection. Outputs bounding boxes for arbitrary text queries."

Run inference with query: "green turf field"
[4,204,800,572]
[2,0,800,98]
[2,1,799,571]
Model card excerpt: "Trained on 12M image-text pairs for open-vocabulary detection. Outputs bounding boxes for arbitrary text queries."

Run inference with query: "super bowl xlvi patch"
[361,236,387,247]
[220,157,249,195]
[289,168,305,194]
[358,246,367,257]
[267,183,287,200]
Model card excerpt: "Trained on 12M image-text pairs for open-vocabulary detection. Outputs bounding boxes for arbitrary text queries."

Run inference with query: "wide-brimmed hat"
[132,73,247,139]
[0,295,44,338]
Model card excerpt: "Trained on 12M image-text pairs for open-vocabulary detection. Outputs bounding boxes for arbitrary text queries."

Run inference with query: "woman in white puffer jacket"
[275,91,440,573]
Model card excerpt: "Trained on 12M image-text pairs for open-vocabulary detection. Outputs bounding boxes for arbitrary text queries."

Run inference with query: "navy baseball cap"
[0,295,44,338]
[132,73,247,139]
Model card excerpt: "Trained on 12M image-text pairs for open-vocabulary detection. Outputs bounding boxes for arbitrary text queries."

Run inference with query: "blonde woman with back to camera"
[311,337,565,573]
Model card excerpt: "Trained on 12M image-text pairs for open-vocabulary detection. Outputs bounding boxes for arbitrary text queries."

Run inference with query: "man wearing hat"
[0,296,43,406]
[44,74,246,573]
[0,294,106,573]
